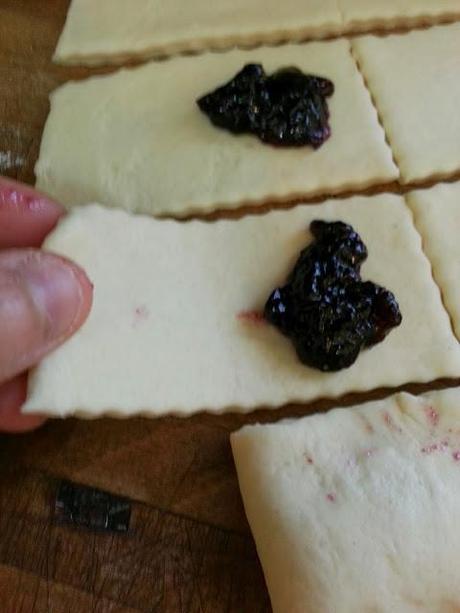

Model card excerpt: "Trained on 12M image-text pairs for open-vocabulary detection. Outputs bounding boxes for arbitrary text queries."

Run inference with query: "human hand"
[0,177,93,432]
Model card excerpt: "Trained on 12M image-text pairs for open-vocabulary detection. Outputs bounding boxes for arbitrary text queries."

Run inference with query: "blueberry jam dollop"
[264,220,402,371]
[197,64,334,148]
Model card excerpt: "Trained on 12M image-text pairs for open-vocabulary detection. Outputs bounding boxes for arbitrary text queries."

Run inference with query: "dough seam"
[349,42,401,179]
[405,192,459,343]
[53,31,354,67]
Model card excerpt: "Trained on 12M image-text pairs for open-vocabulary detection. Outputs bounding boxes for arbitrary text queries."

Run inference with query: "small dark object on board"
[54,480,131,533]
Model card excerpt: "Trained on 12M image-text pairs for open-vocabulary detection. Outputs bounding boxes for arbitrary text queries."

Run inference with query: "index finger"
[0,177,64,248]
[0,374,46,433]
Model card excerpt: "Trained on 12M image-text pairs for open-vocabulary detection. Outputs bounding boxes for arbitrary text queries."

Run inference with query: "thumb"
[0,249,93,384]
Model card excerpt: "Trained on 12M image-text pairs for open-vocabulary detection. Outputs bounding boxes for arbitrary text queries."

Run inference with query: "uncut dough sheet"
[54,0,342,65]
[340,0,460,30]
[407,181,460,340]
[231,387,460,613]
[36,40,398,218]
[23,195,460,418]
[352,23,460,184]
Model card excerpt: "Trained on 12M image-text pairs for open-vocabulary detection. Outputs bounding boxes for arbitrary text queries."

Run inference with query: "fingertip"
[58,255,94,336]
[0,374,47,433]
[74,260,94,330]
[0,177,65,248]
[0,250,94,382]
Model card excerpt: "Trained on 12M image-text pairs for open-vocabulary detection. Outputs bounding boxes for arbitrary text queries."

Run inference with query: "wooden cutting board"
[1,3,459,612]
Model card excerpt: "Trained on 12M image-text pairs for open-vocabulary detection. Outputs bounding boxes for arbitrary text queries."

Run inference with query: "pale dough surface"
[53,0,343,65]
[231,387,460,613]
[54,0,460,65]
[23,195,460,417]
[36,40,398,217]
[407,181,460,340]
[341,0,460,30]
[352,23,460,184]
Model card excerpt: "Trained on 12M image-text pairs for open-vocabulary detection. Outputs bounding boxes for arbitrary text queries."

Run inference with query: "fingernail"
[20,252,84,342]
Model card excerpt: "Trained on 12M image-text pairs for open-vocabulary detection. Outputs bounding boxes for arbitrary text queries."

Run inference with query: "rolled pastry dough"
[54,0,460,66]
[36,40,398,217]
[352,22,460,184]
[23,195,460,417]
[53,0,343,65]
[231,387,460,613]
[407,181,460,340]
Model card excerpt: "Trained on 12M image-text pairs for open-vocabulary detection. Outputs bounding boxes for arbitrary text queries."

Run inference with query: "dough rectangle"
[54,0,344,65]
[231,387,460,612]
[407,181,460,340]
[36,40,398,217]
[23,194,460,418]
[352,23,460,184]
[54,0,460,66]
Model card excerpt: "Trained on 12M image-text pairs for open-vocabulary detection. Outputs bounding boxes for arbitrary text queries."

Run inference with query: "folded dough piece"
[407,181,460,340]
[340,0,460,31]
[23,195,460,417]
[352,23,460,184]
[53,0,343,65]
[231,387,460,613]
[36,40,398,217]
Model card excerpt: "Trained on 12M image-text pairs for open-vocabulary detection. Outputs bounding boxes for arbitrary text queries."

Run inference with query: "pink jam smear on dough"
[133,305,150,327]
[425,406,439,428]
[358,414,374,434]
[383,412,402,433]
[237,311,266,325]
[421,441,449,455]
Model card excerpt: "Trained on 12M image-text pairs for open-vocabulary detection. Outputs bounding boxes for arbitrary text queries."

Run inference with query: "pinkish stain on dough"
[237,310,266,325]
[326,493,336,503]
[383,412,402,433]
[362,448,376,458]
[133,305,149,327]
[421,440,449,455]
[358,414,374,434]
[453,451,460,462]
[303,453,314,465]
[425,406,439,428]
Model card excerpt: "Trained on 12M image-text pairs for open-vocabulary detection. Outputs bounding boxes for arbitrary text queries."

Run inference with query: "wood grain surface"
[1,3,460,612]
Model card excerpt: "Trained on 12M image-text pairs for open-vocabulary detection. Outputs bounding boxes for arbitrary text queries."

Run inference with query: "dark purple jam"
[264,220,402,371]
[197,64,334,148]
